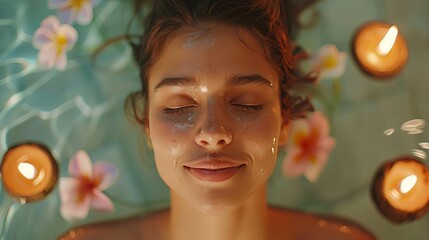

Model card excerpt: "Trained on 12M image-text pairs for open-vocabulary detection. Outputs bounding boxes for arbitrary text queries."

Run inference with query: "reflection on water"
[401,119,425,134]
[383,128,395,136]
[418,142,429,149]
[411,149,427,159]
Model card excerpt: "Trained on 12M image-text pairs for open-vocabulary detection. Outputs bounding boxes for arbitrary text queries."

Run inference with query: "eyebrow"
[154,74,272,91]
[154,77,195,90]
[226,74,272,88]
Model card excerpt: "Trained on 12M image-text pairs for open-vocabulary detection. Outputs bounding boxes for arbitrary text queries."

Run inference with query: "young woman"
[59,0,376,239]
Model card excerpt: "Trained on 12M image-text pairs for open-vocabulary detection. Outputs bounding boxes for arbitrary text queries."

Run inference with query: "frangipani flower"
[59,151,117,221]
[282,111,336,182]
[49,0,101,25]
[32,16,77,71]
[311,44,347,81]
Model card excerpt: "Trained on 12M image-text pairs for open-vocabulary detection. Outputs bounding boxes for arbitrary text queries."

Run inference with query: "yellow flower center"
[70,0,87,9]
[55,34,68,56]
[323,55,338,69]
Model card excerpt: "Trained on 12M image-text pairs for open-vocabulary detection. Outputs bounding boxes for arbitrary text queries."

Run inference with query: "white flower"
[32,16,77,71]
[49,0,101,25]
[311,44,347,81]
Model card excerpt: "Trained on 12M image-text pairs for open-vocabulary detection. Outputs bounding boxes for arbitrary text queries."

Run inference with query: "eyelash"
[232,104,263,112]
[163,106,196,114]
[163,104,263,114]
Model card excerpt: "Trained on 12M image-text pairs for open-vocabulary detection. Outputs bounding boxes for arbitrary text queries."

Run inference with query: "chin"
[197,199,244,215]
[189,188,254,215]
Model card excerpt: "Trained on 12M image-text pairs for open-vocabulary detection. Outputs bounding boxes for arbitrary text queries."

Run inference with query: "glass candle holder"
[352,21,408,79]
[1,142,58,203]
[372,156,429,223]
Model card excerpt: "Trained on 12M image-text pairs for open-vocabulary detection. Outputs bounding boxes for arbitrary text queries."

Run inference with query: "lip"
[184,159,245,182]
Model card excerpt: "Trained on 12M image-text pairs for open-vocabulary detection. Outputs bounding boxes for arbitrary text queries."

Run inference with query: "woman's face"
[146,25,289,213]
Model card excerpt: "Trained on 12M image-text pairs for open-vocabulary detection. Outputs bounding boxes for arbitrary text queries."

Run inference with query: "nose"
[195,105,232,150]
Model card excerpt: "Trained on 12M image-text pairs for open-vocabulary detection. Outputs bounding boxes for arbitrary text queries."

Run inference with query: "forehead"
[148,25,279,87]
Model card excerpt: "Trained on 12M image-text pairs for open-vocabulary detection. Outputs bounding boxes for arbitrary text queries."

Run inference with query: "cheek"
[236,108,282,175]
[149,109,196,142]
[148,111,196,170]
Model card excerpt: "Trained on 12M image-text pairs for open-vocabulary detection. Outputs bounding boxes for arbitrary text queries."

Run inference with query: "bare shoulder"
[268,206,377,240]
[57,209,169,240]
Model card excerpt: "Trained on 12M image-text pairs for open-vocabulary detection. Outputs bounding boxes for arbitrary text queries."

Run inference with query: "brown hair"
[126,0,316,125]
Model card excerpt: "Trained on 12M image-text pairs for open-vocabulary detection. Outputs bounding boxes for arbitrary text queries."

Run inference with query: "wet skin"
[146,25,289,214]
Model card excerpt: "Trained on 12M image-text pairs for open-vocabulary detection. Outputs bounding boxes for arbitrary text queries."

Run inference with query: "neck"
[168,184,269,240]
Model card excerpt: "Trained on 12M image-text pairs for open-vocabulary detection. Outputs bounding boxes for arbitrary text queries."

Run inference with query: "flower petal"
[287,119,310,148]
[91,189,114,211]
[318,137,336,152]
[282,148,307,177]
[76,2,93,25]
[69,151,93,179]
[309,112,330,137]
[48,0,69,9]
[304,158,327,182]
[282,111,336,182]
[38,43,58,69]
[59,25,78,48]
[57,8,75,24]
[40,16,61,33]
[94,161,118,191]
[318,44,338,57]
[311,44,347,80]
[55,51,68,71]
[59,178,79,204]
[59,178,91,221]
[32,28,55,49]
[304,166,321,182]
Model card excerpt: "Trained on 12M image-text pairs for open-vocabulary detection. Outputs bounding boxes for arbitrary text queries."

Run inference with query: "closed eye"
[163,106,197,114]
[231,104,263,112]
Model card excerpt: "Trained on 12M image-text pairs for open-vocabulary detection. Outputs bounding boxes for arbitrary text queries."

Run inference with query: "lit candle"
[0,143,58,203]
[352,21,408,79]
[372,156,429,223]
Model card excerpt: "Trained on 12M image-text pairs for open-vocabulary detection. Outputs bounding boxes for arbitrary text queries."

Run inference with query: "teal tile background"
[1,0,428,239]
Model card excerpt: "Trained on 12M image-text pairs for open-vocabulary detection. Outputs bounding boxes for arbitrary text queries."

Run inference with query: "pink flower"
[32,16,77,71]
[59,151,117,221]
[282,111,336,182]
[311,44,347,81]
[48,0,101,25]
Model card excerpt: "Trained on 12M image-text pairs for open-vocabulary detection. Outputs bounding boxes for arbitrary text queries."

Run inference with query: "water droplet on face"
[170,141,181,168]
[271,138,277,155]
[199,86,208,93]
[171,140,178,157]
[188,112,196,123]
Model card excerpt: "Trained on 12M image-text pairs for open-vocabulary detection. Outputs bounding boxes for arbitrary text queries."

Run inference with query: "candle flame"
[18,162,36,180]
[399,174,417,194]
[376,25,398,56]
